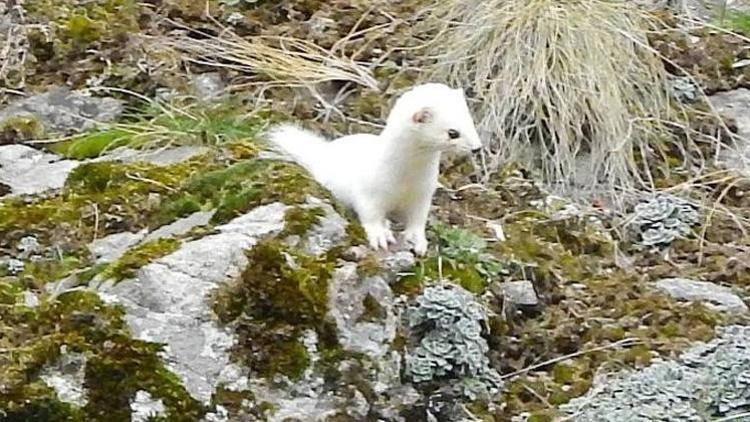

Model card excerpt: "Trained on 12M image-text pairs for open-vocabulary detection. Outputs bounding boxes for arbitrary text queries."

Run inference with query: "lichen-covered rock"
[629,194,700,246]
[40,350,88,407]
[0,87,123,135]
[328,263,397,358]
[130,390,167,422]
[405,283,503,400]
[0,144,80,196]
[87,230,147,264]
[142,210,215,243]
[97,202,289,403]
[560,325,750,421]
[670,75,700,103]
[653,278,748,314]
[492,280,539,307]
[92,145,211,167]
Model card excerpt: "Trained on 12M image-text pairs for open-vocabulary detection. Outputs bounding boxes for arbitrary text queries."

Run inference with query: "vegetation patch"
[154,159,329,226]
[51,99,266,160]
[98,238,181,282]
[212,238,336,380]
[0,282,203,420]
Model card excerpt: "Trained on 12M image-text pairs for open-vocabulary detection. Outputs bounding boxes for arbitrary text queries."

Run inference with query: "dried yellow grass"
[154,24,378,90]
[424,0,684,199]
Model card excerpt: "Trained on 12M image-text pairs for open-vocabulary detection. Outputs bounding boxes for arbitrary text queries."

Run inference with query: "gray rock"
[328,263,397,358]
[40,350,88,407]
[143,210,216,243]
[0,87,123,134]
[493,280,539,307]
[130,390,167,422]
[87,230,148,264]
[191,72,226,101]
[93,145,210,167]
[23,290,40,308]
[710,88,750,177]
[97,202,289,403]
[0,144,79,195]
[297,197,349,256]
[17,236,40,257]
[5,257,24,275]
[670,76,699,103]
[560,325,750,421]
[653,278,748,314]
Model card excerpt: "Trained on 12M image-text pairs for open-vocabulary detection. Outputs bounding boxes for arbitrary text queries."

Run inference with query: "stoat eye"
[448,129,460,139]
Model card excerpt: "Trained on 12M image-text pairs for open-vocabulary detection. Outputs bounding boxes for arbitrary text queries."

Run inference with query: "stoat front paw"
[364,224,396,251]
[404,231,428,257]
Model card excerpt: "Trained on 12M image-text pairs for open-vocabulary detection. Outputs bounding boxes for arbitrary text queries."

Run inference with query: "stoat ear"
[411,107,433,124]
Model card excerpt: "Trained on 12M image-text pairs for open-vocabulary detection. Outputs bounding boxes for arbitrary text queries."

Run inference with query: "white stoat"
[266,82,483,256]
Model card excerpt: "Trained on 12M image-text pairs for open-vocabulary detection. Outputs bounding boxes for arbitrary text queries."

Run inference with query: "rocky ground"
[1,1,750,421]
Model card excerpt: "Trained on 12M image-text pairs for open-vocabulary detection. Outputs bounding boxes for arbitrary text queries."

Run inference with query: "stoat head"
[388,83,483,154]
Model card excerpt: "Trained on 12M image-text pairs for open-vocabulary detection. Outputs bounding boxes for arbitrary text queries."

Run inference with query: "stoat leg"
[355,199,395,251]
[402,196,431,257]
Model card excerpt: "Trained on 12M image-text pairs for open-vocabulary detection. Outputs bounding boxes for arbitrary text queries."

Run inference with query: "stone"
[97,202,289,403]
[40,351,88,407]
[130,390,167,422]
[328,263,397,358]
[23,290,39,308]
[297,198,349,256]
[710,88,750,177]
[0,144,79,195]
[0,87,123,134]
[191,72,226,101]
[493,280,539,307]
[653,278,748,314]
[87,230,148,264]
[143,210,216,243]
[93,145,210,167]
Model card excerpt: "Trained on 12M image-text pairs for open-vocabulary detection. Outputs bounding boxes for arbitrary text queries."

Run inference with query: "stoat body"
[266,83,483,256]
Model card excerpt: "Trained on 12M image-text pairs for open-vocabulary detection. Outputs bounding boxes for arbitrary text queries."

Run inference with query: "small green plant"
[719,11,750,34]
[52,98,264,159]
[398,223,506,294]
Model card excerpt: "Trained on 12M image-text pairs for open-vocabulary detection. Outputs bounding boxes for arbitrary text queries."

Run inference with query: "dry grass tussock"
[423,0,704,201]
[154,20,378,92]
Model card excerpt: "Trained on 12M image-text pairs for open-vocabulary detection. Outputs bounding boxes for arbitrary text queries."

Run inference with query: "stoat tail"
[265,124,331,182]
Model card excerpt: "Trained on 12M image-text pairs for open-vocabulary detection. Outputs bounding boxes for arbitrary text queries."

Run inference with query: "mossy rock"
[212,238,337,380]
[0,284,203,420]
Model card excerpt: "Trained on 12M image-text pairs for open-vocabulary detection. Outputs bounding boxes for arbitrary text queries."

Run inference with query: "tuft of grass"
[718,11,750,34]
[423,0,680,199]
[51,98,265,159]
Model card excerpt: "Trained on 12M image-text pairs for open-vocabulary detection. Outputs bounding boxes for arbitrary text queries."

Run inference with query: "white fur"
[266,83,482,256]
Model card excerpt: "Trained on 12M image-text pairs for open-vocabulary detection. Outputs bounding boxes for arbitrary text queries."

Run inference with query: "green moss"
[357,293,386,323]
[64,13,103,45]
[99,238,180,282]
[280,206,325,238]
[355,253,382,278]
[157,159,327,225]
[0,115,46,144]
[0,284,203,419]
[25,0,141,57]
[212,238,336,380]
[19,253,88,286]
